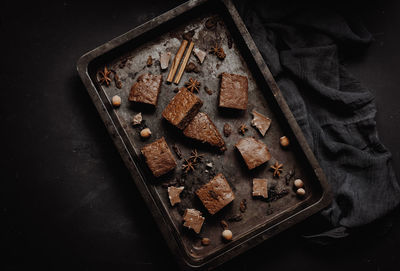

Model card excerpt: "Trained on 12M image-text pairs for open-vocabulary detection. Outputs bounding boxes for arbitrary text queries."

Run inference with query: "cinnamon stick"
[167,40,188,83]
[174,41,195,84]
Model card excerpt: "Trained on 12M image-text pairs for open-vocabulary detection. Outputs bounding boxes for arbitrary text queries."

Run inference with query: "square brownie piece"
[167,186,184,206]
[252,178,268,198]
[129,74,162,106]
[235,137,271,170]
[196,173,235,215]
[183,112,226,151]
[162,88,203,130]
[141,137,177,177]
[218,72,248,110]
[183,208,205,234]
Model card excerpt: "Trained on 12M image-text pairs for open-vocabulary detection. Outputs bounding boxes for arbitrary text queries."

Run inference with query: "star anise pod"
[189,149,203,163]
[185,78,200,93]
[270,162,283,178]
[98,66,112,86]
[238,124,248,135]
[209,43,226,60]
[182,159,195,173]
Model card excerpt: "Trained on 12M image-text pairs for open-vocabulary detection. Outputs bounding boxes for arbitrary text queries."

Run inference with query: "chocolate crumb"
[239,199,247,213]
[205,17,217,29]
[173,87,179,93]
[146,56,153,66]
[172,144,182,159]
[204,86,213,95]
[223,123,232,137]
[182,30,195,41]
[220,220,229,230]
[201,238,211,246]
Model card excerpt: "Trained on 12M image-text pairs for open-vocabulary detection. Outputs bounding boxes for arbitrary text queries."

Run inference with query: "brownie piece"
[168,186,184,206]
[218,73,248,110]
[141,137,177,177]
[129,74,162,106]
[235,137,271,170]
[252,178,268,198]
[196,173,235,215]
[183,209,205,234]
[183,112,226,151]
[162,88,203,130]
[251,110,271,136]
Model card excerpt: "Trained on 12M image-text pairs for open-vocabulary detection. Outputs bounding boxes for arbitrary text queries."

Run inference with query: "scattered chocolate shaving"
[173,87,179,93]
[146,56,153,66]
[220,220,229,230]
[239,199,247,213]
[285,169,296,185]
[228,213,243,222]
[266,188,289,202]
[205,17,217,29]
[209,190,218,200]
[172,144,182,159]
[204,86,213,95]
[185,62,199,73]
[223,123,232,137]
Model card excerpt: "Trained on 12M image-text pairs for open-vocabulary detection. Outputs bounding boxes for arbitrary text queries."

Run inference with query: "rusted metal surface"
[77,0,332,269]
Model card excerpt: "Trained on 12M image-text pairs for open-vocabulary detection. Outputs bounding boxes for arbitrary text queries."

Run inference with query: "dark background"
[1,0,399,270]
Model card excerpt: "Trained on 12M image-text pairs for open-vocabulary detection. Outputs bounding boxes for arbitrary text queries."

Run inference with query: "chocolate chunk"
[218,73,248,110]
[129,74,162,106]
[168,186,184,206]
[182,30,195,41]
[185,62,199,73]
[183,208,205,234]
[162,88,203,130]
[223,123,232,137]
[252,178,268,198]
[160,52,171,70]
[193,48,207,64]
[235,137,271,170]
[141,137,177,177]
[196,173,235,215]
[251,110,272,136]
[183,112,226,151]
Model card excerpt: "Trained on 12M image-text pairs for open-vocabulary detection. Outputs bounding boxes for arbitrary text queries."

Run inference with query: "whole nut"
[294,179,304,188]
[296,188,306,196]
[140,128,152,139]
[222,229,232,241]
[111,95,121,107]
[201,238,211,246]
[280,136,290,148]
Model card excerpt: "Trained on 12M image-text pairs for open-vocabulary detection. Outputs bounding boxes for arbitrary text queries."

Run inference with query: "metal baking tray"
[77,0,332,269]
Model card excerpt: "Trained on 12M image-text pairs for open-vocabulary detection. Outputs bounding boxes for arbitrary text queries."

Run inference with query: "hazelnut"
[201,238,211,246]
[296,188,306,197]
[294,179,304,188]
[280,136,290,148]
[140,128,152,139]
[222,229,232,241]
[111,95,121,107]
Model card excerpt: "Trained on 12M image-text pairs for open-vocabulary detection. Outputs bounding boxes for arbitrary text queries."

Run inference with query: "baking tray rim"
[76,0,333,269]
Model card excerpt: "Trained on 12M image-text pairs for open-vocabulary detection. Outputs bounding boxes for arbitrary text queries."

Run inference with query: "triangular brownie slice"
[183,112,226,151]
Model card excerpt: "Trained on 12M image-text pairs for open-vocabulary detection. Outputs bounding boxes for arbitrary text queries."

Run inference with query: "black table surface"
[2,1,399,270]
